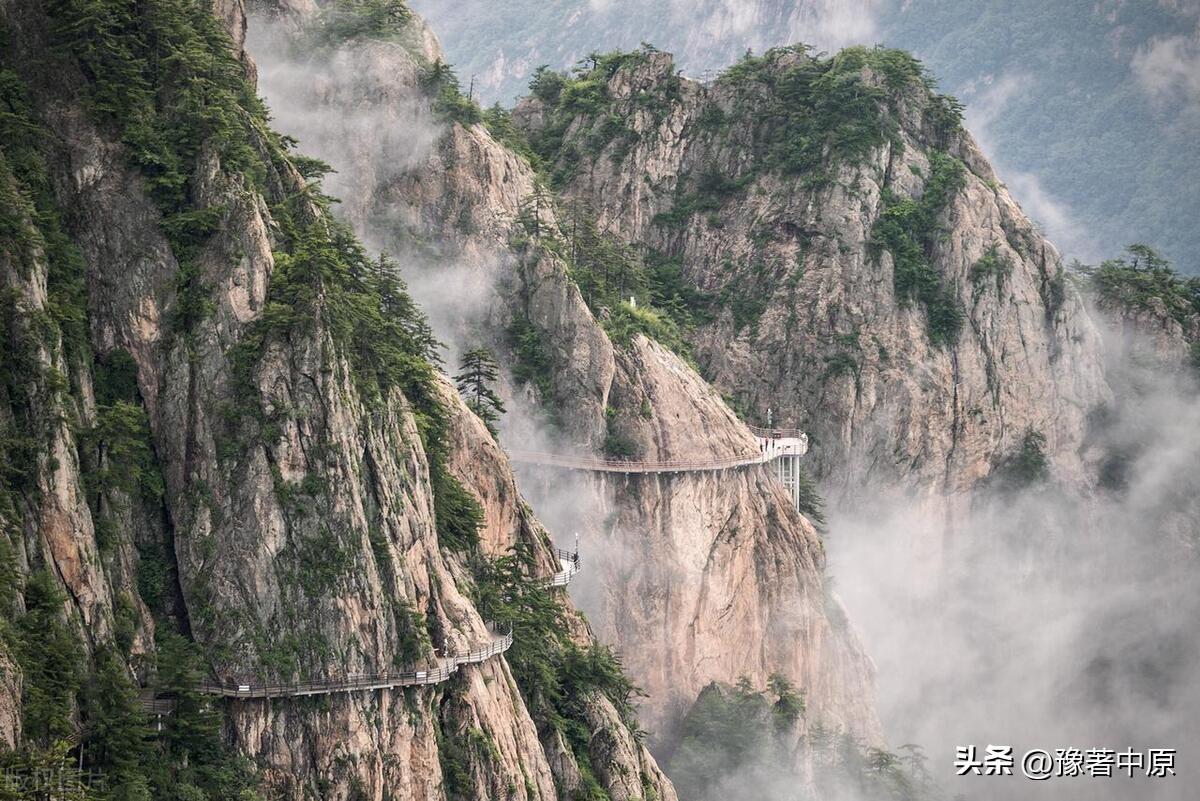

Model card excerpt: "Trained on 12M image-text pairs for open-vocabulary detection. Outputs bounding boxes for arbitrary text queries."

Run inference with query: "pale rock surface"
[242,4,885,760]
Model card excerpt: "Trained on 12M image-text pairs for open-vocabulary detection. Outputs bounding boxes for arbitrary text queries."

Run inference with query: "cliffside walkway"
[143,548,580,709]
[510,426,812,512]
[195,627,515,699]
[546,547,581,587]
[509,426,805,475]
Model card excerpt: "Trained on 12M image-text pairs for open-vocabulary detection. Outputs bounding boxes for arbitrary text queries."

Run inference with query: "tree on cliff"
[456,348,505,434]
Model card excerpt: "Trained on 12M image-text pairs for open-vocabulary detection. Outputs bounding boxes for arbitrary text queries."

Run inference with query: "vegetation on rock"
[456,347,506,434]
[1080,245,1200,333]
[871,151,967,346]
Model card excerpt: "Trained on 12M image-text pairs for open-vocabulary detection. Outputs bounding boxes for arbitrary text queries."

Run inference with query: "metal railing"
[141,550,589,710]
[509,432,809,474]
[162,627,516,700]
[747,424,805,440]
[509,448,773,474]
[544,548,581,588]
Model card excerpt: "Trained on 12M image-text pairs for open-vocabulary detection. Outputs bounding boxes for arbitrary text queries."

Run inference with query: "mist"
[829,316,1200,801]
[1132,31,1200,118]
[244,11,1199,801]
[408,0,880,101]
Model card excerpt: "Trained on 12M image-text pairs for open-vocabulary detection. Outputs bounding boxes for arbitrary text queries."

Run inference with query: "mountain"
[243,2,885,796]
[409,0,1200,273]
[505,40,1200,801]
[247,5,1200,797]
[513,44,1109,509]
[2,1,1197,800]
[0,0,673,798]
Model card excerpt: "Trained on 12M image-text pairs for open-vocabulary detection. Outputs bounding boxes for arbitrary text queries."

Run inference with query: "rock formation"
[242,0,884,766]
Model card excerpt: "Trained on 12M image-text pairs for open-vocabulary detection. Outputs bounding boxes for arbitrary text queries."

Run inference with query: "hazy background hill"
[410,0,1200,273]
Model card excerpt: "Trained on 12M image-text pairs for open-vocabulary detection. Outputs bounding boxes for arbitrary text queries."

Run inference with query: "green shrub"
[524,48,661,185]
[0,61,89,361]
[431,467,484,552]
[80,396,164,504]
[969,246,1013,295]
[507,316,555,400]
[652,169,751,229]
[1080,244,1199,328]
[793,467,827,528]
[536,201,699,359]
[667,678,796,800]
[529,65,567,104]
[83,646,152,796]
[15,571,84,746]
[991,429,1050,492]
[696,104,727,130]
[871,151,966,345]
[483,104,539,167]
[149,630,261,798]
[718,45,959,177]
[49,0,271,212]
[471,544,644,747]
[306,0,412,48]
[602,404,639,460]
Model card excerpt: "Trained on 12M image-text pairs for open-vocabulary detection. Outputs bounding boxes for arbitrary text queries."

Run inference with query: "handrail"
[509,433,806,474]
[183,627,515,699]
[142,547,587,708]
[544,549,581,588]
[509,448,772,474]
[747,425,805,440]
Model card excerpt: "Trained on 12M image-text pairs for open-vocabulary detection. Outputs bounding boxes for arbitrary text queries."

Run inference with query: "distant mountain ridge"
[410,0,1200,273]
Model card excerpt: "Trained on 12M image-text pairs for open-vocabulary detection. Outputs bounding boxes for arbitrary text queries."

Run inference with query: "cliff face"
[244,0,882,771]
[515,48,1112,524]
[413,0,1200,274]
[0,1,671,799]
[499,48,1200,801]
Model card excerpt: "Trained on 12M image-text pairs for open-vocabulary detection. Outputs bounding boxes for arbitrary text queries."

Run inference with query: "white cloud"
[1132,32,1200,114]
[964,72,1098,262]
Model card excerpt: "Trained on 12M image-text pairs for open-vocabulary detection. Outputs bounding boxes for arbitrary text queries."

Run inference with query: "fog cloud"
[830,317,1200,801]
[410,0,880,101]
[1132,31,1200,115]
[963,72,1098,263]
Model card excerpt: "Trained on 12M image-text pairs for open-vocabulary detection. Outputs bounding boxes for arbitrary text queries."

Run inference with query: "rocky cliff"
[0,1,673,798]
[497,46,1200,801]
[513,47,1113,526]
[242,0,884,782]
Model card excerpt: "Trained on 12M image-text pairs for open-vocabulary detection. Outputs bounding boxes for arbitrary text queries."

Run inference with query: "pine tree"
[148,630,261,800]
[767,672,804,731]
[517,185,553,238]
[455,348,505,434]
[15,571,84,746]
[83,647,151,800]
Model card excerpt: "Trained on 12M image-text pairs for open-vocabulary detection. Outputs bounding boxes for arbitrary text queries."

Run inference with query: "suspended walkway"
[545,547,581,588]
[510,426,811,511]
[143,547,580,710]
[194,627,514,699]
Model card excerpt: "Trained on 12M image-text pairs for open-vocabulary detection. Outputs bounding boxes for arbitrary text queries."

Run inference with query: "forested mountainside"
[2,1,1197,801]
[502,39,1200,801]
[0,1,675,798]
[242,2,893,799]
[245,3,1200,799]
[410,0,1200,273]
